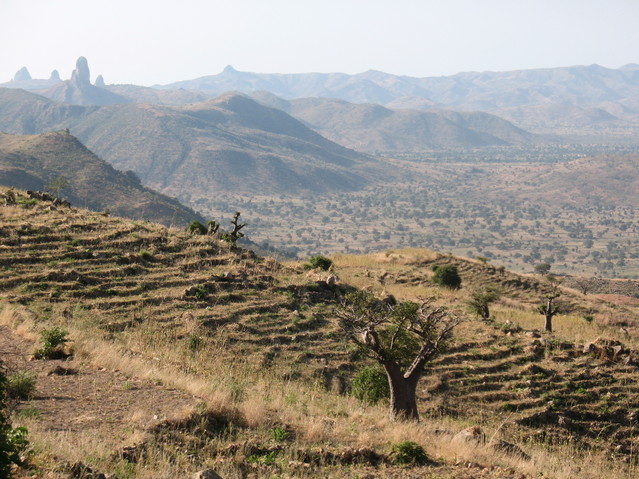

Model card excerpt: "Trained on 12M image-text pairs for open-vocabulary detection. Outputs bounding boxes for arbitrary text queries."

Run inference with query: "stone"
[488,439,530,460]
[50,69,61,81]
[184,286,198,297]
[326,275,337,286]
[13,66,31,82]
[193,470,223,479]
[95,74,106,87]
[453,425,486,445]
[47,365,78,376]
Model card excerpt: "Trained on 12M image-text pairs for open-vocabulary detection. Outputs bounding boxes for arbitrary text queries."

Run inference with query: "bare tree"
[572,277,593,296]
[337,292,462,421]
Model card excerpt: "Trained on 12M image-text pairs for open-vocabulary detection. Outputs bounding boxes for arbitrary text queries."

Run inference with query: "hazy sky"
[1,0,638,86]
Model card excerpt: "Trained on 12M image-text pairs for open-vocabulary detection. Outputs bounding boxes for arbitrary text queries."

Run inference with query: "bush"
[270,426,290,442]
[139,249,153,261]
[351,366,389,404]
[6,372,36,401]
[187,220,207,235]
[534,263,552,275]
[1,365,30,476]
[34,327,69,360]
[391,440,429,465]
[432,265,461,289]
[307,255,333,271]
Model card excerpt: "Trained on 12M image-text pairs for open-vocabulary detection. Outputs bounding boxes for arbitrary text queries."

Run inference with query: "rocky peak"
[71,56,91,86]
[50,70,61,81]
[13,67,32,82]
[95,75,106,87]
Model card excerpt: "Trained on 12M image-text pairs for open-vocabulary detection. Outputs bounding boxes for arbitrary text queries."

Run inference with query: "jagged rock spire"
[95,75,105,87]
[71,56,90,86]
[13,67,31,82]
[50,70,61,81]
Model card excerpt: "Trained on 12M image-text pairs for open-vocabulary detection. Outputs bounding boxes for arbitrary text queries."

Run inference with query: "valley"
[196,148,639,279]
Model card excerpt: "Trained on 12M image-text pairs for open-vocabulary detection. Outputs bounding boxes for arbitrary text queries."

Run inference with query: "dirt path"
[1,324,200,444]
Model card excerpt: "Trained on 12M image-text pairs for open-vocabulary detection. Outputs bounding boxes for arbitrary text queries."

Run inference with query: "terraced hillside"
[2,189,639,478]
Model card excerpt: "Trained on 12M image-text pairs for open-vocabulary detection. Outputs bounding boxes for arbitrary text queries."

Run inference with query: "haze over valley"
[2,57,639,277]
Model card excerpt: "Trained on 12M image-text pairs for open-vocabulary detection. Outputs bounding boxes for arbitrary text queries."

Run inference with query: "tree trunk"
[544,298,553,332]
[384,363,420,421]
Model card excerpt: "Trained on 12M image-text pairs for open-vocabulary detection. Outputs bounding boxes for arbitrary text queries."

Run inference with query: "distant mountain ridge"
[250,93,541,152]
[158,63,639,113]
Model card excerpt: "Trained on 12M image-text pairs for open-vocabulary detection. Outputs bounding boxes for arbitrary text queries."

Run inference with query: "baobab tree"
[538,278,562,332]
[337,292,462,421]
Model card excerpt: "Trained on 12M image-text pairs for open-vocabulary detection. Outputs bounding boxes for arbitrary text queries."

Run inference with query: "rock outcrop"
[71,56,91,86]
[13,66,32,82]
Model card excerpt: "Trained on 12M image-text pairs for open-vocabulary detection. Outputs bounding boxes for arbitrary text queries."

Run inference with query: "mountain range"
[157,63,639,114]
[0,87,383,202]
[4,58,638,137]
[250,92,540,152]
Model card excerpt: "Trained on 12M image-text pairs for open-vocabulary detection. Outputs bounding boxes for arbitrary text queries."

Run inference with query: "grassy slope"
[0,130,203,226]
[2,191,639,478]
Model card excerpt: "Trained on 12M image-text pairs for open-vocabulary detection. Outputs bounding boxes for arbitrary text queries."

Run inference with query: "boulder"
[193,470,223,479]
[184,286,199,297]
[453,425,486,445]
[488,439,530,460]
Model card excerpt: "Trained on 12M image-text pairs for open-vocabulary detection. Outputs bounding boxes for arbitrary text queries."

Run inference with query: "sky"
[1,0,638,86]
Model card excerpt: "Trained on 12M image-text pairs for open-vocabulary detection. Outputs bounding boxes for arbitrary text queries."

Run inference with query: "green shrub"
[34,327,69,360]
[391,440,429,465]
[194,285,207,301]
[139,249,153,261]
[270,426,290,442]
[187,334,204,352]
[187,220,207,235]
[1,365,30,476]
[307,255,333,271]
[351,366,389,404]
[432,265,461,289]
[6,372,36,401]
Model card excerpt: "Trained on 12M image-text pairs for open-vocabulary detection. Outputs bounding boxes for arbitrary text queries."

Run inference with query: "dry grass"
[4,197,639,478]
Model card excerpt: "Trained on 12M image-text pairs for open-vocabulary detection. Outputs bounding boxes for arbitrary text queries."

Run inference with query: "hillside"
[2,194,639,478]
[0,89,379,199]
[67,93,377,198]
[250,94,539,152]
[0,131,203,226]
[478,154,639,208]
